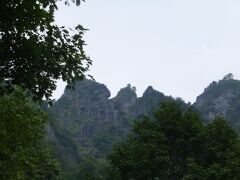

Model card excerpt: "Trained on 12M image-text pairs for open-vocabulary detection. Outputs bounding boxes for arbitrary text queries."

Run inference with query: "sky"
[53,0,240,103]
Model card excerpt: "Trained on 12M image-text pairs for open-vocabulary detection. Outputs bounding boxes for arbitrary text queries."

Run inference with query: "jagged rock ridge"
[194,74,240,131]
[48,74,240,177]
[49,80,178,165]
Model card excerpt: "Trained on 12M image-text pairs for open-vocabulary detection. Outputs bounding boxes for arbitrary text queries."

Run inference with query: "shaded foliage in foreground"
[0,0,91,102]
[0,88,60,179]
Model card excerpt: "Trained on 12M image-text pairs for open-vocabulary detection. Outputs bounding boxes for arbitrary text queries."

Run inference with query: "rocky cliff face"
[51,80,118,158]
[130,86,172,118]
[49,80,177,163]
[48,74,240,177]
[194,75,240,131]
[112,84,137,113]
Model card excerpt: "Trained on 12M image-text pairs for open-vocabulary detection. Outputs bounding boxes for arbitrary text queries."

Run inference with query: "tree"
[202,117,240,179]
[65,0,85,6]
[0,0,91,102]
[154,102,206,179]
[77,157,109,180]
[109,102,204,179]
[0,87,60,179]
[109,117,167,179]
[109,102,240,180]
[182,117,240,180]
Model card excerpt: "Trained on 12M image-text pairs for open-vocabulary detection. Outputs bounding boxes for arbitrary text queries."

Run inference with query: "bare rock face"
[52,80,116,152]
[112,84,137,112]
[194,76,240,131]
[130,86,172,118]
[49,80,177,160]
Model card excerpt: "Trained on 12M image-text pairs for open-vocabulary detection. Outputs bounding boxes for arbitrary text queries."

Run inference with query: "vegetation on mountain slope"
[48,75,240,179]
[109,102,240,179]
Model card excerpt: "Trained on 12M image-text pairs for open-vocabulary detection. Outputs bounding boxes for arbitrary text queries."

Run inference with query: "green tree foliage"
[202,118,240,179]
[64,0,85,6]
[0,0,91,101]
[109,102,240,180]
[77,157,109,180]
[0,0,89,178]
[0,87,60,179]
[109,117,167,179]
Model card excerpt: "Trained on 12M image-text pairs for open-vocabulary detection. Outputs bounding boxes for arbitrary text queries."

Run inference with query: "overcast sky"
[53,0,240,103]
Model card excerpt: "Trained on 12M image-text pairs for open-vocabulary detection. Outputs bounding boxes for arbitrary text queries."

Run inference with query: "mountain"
[47,80,180,178]
[194,73,240,131]
[49,80,178,153]
[51,81,131,158]
[47,74,240,178]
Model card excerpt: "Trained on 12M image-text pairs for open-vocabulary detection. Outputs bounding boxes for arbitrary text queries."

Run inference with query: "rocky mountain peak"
[223,73,234,80]
[60,80,111,101]
[194,74,240,128]
[113,84,137,106]
[143,86,155,96]
[48,75,240,178]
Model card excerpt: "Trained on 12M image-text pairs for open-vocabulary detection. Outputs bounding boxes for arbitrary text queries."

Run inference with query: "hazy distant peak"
[223,73,234,80]
[143,86,157,96]
[194,76,240,126]
[62,79,111,99]
[114,84,137,101]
